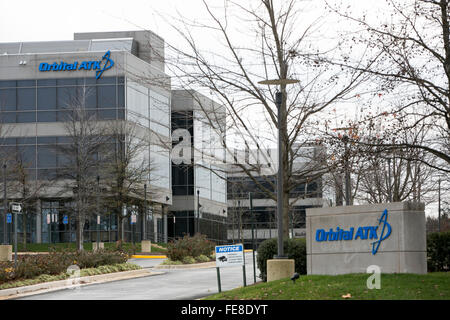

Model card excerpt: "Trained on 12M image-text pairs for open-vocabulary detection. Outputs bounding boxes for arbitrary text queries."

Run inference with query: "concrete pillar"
[0,245,12,261]
[92,242,104,252]
[36,199,41,244]
[122,218,125,242]
[141,240,151,253]
[163,205,168,243]
[266,259,295,282]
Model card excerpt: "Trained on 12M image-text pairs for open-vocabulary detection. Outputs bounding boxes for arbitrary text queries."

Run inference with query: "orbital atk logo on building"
[315,209,392,255]
[39,50,114,79]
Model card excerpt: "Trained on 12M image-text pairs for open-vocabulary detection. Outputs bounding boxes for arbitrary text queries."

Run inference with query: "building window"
[37,87,57,110]
[0,88,17,111]
[98,85,116,108]
[17,88,35,111]
[37,145,57,168]
[17,111,36,123]
[37,111,57,122]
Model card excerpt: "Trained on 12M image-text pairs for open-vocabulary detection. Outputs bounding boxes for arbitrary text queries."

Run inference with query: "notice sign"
[215,244,244,268]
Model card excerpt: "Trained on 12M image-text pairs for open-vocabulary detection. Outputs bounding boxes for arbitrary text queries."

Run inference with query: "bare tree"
[102,120,155,244]
[325,0,450,172]
[163,0,368,237]
[0,101,17,243]
[323,115,438,206]
[8,154,47,248]
[54,87,110,251]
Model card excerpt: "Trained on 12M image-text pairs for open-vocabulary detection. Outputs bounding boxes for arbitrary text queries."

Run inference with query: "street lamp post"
[387,158,392,202]
[196,189,200,234]
[249,192,256,283]
[275,90,285,258]
[143,184,147,240]
[3,164,6,245]
[237,200,242,244]
[342,135,351,206]
[438,178,441,233]
[96,175,100,245]
[259,78,298,258]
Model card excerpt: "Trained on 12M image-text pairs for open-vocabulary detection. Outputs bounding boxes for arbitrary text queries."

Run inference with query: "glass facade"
[0,77,125,123]
[193,110,226,203]
[169,103,227,243]
[127,80,171,190]
[0,74,172,244]
[171,111,194,195]
[227,175,322,246]
[227,176,321,199]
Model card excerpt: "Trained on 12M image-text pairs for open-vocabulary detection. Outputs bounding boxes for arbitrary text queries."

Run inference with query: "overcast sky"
[0,0,443,217]
[0,0,218,42]
[0,0,388,42]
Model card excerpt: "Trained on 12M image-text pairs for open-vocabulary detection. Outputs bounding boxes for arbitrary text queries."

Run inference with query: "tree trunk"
[22,211,27,250]
[282,191,290,239]
[76,207,84,251]
[117,212,123,243]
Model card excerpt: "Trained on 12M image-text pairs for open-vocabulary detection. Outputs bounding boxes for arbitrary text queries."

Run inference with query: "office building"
[170,90,228,243]
[0,30,172,243]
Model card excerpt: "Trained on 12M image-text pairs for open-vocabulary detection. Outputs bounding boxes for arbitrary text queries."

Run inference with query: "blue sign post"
[6,213,12,224]
[215,244,246,293]
[63,215,68,225]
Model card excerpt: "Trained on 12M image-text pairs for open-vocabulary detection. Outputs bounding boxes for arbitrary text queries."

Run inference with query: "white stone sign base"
[267,259,295,282]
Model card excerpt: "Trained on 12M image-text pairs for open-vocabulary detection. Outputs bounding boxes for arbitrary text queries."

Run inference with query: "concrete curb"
[153,261,216,270]
[132,249,253,260]
[131,255,167,259]
[0,268,164,300]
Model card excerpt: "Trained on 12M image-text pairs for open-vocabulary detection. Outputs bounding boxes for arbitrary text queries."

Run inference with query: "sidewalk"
[0,268,164,300]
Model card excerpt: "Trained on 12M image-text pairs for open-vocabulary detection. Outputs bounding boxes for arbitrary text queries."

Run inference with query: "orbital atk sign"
[314,209,392,255]
[38,51,114,79]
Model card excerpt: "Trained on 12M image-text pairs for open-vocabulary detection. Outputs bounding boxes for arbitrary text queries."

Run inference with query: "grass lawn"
[204,273,450,300]
[16,242,167,253]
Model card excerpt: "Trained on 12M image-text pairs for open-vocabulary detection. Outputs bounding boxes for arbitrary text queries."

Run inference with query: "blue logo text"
[38,50,114,79]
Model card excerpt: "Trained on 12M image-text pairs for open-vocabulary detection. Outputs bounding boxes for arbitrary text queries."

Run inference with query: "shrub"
[427,231,450,272]
[195,254,211,263]
[0,249,130,285]
[257,238,307,281]
[74,250,129,269]
[182,256,196,264]
[167,234,215,262]
[161,259,183,265]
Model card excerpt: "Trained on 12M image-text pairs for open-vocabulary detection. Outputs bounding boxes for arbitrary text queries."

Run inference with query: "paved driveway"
[19,252,261,300]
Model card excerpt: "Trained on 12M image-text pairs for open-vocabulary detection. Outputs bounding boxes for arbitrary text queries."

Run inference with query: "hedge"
[166,233,215,262]
[427,231,450,272]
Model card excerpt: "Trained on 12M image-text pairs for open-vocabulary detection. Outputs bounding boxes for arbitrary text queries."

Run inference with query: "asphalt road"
[18,252,261,300]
